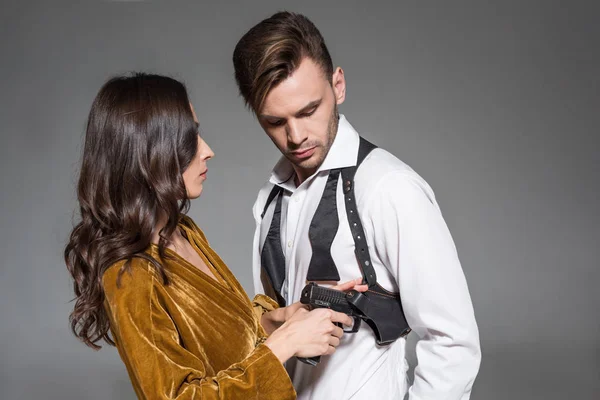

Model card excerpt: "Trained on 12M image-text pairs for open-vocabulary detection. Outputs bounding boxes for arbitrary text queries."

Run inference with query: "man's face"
[258,57,346,183]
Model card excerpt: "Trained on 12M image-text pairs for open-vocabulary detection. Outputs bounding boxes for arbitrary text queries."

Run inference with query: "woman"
[64,73,362,399]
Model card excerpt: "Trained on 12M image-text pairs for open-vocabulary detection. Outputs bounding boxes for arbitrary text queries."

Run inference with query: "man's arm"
[364,170,481,400]
[252,190,268,297]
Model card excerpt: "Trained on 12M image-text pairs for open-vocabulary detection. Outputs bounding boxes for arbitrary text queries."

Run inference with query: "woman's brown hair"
[65,73,198,349]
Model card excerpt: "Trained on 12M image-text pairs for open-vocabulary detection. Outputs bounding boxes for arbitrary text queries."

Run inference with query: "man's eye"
[269,120,285,127]
[302,109,316,118]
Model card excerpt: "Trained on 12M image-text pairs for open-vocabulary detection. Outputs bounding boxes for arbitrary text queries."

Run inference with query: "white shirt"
[252,115,481,399]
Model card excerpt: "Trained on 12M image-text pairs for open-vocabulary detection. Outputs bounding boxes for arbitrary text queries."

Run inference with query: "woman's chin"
[186,186,203,200]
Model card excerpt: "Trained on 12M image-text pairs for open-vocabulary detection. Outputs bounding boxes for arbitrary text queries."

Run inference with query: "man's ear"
[332,67,346,105]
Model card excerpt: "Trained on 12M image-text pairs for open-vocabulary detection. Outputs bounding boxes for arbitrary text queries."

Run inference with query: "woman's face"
[182,103,214,199]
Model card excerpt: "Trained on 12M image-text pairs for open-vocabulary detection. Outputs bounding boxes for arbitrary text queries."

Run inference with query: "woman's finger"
[328,335,340,348]
[330,325,344,339]
[325,345,337,356]
[330,311,353,327]
[331,277,362,291]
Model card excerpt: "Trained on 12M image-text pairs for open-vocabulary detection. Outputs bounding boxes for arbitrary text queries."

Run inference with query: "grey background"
[1,1,598,399]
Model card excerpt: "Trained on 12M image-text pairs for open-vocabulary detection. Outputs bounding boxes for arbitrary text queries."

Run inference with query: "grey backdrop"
[1,1,598,399]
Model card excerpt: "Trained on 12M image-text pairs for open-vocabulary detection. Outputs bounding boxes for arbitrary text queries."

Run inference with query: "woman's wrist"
[260,308,286,335]
[264,328,295,363]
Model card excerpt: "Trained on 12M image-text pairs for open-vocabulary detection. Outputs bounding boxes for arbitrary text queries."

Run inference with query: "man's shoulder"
[252,181,278,219]
[359,146,428,187]
[355,144,436,205]
[361,146,414,175]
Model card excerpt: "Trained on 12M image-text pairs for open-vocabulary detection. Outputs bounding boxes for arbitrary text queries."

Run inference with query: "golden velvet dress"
[102,216,296,399]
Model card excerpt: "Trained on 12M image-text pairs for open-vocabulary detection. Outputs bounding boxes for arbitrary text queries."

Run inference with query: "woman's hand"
[261,305,297,335]
[264,308,352,363]
[261,278,369,334]
[282,300,308,321]
[284,277,368,321]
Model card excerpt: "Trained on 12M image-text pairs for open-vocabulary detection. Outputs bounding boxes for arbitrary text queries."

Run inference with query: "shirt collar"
[269,114,360,190]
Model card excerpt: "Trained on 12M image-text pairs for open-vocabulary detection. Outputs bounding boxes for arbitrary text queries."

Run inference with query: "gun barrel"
[301,283,356,314]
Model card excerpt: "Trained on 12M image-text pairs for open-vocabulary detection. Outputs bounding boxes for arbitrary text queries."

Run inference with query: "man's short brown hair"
[233,11,334,114]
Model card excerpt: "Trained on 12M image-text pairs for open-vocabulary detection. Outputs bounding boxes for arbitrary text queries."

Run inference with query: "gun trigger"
[344,316,361,333]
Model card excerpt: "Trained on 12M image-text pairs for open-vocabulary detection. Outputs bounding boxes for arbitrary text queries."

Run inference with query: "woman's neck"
[151,213,185,249]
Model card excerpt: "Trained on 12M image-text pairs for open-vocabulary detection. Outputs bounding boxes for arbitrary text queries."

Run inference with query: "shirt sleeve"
[363,171,481,400]
[103,264,296,400]
[252,189,267,296]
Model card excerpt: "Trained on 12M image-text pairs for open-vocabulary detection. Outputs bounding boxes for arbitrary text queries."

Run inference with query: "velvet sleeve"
[251,294,280,321]
[102,263,296,400]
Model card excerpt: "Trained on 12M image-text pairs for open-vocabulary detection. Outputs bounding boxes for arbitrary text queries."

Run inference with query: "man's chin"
[288,153,323,171]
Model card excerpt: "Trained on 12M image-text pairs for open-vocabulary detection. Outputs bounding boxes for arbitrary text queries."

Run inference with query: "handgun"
[296,282,362,366]
[296,281,411,366]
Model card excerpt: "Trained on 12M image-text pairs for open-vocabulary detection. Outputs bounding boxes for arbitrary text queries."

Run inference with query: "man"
[233,11,481,399]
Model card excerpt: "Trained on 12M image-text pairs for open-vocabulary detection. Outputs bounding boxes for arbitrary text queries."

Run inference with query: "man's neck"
[293,166,318,187]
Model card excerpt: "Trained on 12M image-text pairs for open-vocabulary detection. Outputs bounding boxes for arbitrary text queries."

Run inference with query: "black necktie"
[306,169,342,281]
[260,189,287,306]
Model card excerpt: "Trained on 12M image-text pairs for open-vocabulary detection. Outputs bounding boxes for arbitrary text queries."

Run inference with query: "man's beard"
[286,104,339,172]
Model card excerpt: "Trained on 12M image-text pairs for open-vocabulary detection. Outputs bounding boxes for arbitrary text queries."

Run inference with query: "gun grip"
[297,355,320,366]
[296,322,345,366]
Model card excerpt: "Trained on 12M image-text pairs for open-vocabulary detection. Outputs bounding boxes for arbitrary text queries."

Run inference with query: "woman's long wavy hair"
[65,73,199,349]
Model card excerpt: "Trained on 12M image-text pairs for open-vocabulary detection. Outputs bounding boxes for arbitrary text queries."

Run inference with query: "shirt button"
[287,240,293,248]
[295,196,301,203]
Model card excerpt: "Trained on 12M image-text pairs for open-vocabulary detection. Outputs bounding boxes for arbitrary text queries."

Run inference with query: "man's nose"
[286,119,307,146]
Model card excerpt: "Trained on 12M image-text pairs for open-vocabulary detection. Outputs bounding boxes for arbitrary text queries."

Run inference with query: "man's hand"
[331,277,369,293]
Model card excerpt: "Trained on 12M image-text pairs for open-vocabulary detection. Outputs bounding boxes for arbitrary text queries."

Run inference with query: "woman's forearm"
[261,307,286,335]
